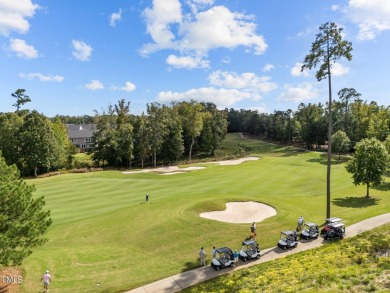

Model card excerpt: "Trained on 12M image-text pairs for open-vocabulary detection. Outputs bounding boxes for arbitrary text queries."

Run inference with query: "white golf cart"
[239,239,260,262]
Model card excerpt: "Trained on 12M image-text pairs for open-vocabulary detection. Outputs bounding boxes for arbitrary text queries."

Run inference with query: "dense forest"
[0,88,389,176]
[227,92,390,151]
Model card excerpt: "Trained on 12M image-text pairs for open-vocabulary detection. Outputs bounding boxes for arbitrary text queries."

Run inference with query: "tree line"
[0,93,228,175]
[91,100,228,168]
[227,94,390,152]
[1,88,389,176]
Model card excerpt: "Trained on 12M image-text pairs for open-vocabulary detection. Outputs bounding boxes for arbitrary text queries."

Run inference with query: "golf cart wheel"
[215,266,220,271]
[230,262,235,267]
[256,254,260,259]
[283,246,287,250]
[294,243,298,247]
[242,257,247,262]
[305,236,309,240]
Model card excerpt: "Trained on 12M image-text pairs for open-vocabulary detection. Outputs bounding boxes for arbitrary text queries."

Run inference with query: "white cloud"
[112,81,136,92]
[141,1,267,59]
[208,70,277,93]
[0,0,39,36]
[156,87,252,108]
[109,9,122,27]
[19,72,64,82]
[179,6,267,55]
[332,63,350,76]
[331,5,340,11]
[248,105,267,113]
[166,54,209,69]
[346,0,390,40]
[155,70,277,109]
[290,27,313,39]
[291,63,310,77]
[263,64,275,72]
[277,83,319,102]
[141,0,182,54]
[9,38,38,59]
[85,80,104,90]
[187,0,215,14]
[72,40,93,61]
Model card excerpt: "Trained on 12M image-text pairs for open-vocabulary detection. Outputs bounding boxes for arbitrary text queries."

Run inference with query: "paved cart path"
[125,213,390,293]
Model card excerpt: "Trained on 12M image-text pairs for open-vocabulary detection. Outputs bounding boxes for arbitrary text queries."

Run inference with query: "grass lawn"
[20,133,390,292]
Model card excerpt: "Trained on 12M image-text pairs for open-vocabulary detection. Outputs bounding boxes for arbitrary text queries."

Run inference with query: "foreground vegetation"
[183,224,390,293]
[17,133,389,292]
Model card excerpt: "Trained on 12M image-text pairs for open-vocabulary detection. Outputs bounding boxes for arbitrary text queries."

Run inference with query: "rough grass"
[182,224,390,293]
[18,133,389,292]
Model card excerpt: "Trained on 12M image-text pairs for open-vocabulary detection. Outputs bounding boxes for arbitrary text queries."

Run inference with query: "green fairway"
[20,133,390,292]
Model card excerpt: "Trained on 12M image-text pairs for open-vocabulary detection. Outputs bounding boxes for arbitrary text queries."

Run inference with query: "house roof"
[67,124,96,139]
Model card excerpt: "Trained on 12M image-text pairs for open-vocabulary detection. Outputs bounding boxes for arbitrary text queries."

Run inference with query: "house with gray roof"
[67,124,96,151]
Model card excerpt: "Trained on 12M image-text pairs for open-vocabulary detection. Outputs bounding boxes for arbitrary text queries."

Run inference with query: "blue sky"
[0,0,389,117]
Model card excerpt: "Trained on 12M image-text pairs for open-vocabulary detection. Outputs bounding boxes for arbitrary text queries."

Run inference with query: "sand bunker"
[200,201,277,224]
[211,157,259,165]
[123,157,259,175]
[123,166,205,174]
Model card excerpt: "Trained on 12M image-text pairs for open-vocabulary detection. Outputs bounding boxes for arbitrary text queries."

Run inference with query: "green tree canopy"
[0,112,23,166]
[337,88,361,138]
[385,134,390,153]
[331,130,350,160]
[345,138,389,198]
[146,103,170,167]
[133,114,151,168]
[0,153,52,266]
[177,101,205,161]
[11,89,31,112]
[18,111,61,177]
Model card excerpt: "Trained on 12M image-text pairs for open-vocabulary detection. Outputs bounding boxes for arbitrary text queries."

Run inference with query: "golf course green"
[20,133,390,292]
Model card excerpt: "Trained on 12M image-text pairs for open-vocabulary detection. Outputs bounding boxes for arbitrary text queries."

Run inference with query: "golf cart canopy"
[325,217,343,224]
[216,247,233,254]
[305,222,318,228]
[281,230,294,236]
[330,222,345,228]
[242,239,257,246]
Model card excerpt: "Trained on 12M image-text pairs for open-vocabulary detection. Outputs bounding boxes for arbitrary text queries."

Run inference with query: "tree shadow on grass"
[181,260,200,273]
[280,148,308,157]
[332,196,380,208]
[373,182,390,192]
[306,153,349,165]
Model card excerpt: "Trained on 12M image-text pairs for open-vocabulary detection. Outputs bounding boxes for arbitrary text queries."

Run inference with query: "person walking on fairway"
[250,222,256,239]
[199,247,206,266]
[297,215,304,231]
[146,193,149,203]
[41,270,51,292]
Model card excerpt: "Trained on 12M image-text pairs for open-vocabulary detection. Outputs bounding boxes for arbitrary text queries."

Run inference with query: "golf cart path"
[125,213,390,293]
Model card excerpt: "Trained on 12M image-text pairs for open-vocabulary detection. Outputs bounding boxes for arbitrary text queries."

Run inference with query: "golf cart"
[300,222,319,240]
[321,217,343,235]
[211,247,235,271]
[323,222,345,241]
[239,239,260,262]
[277,230,298,250]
